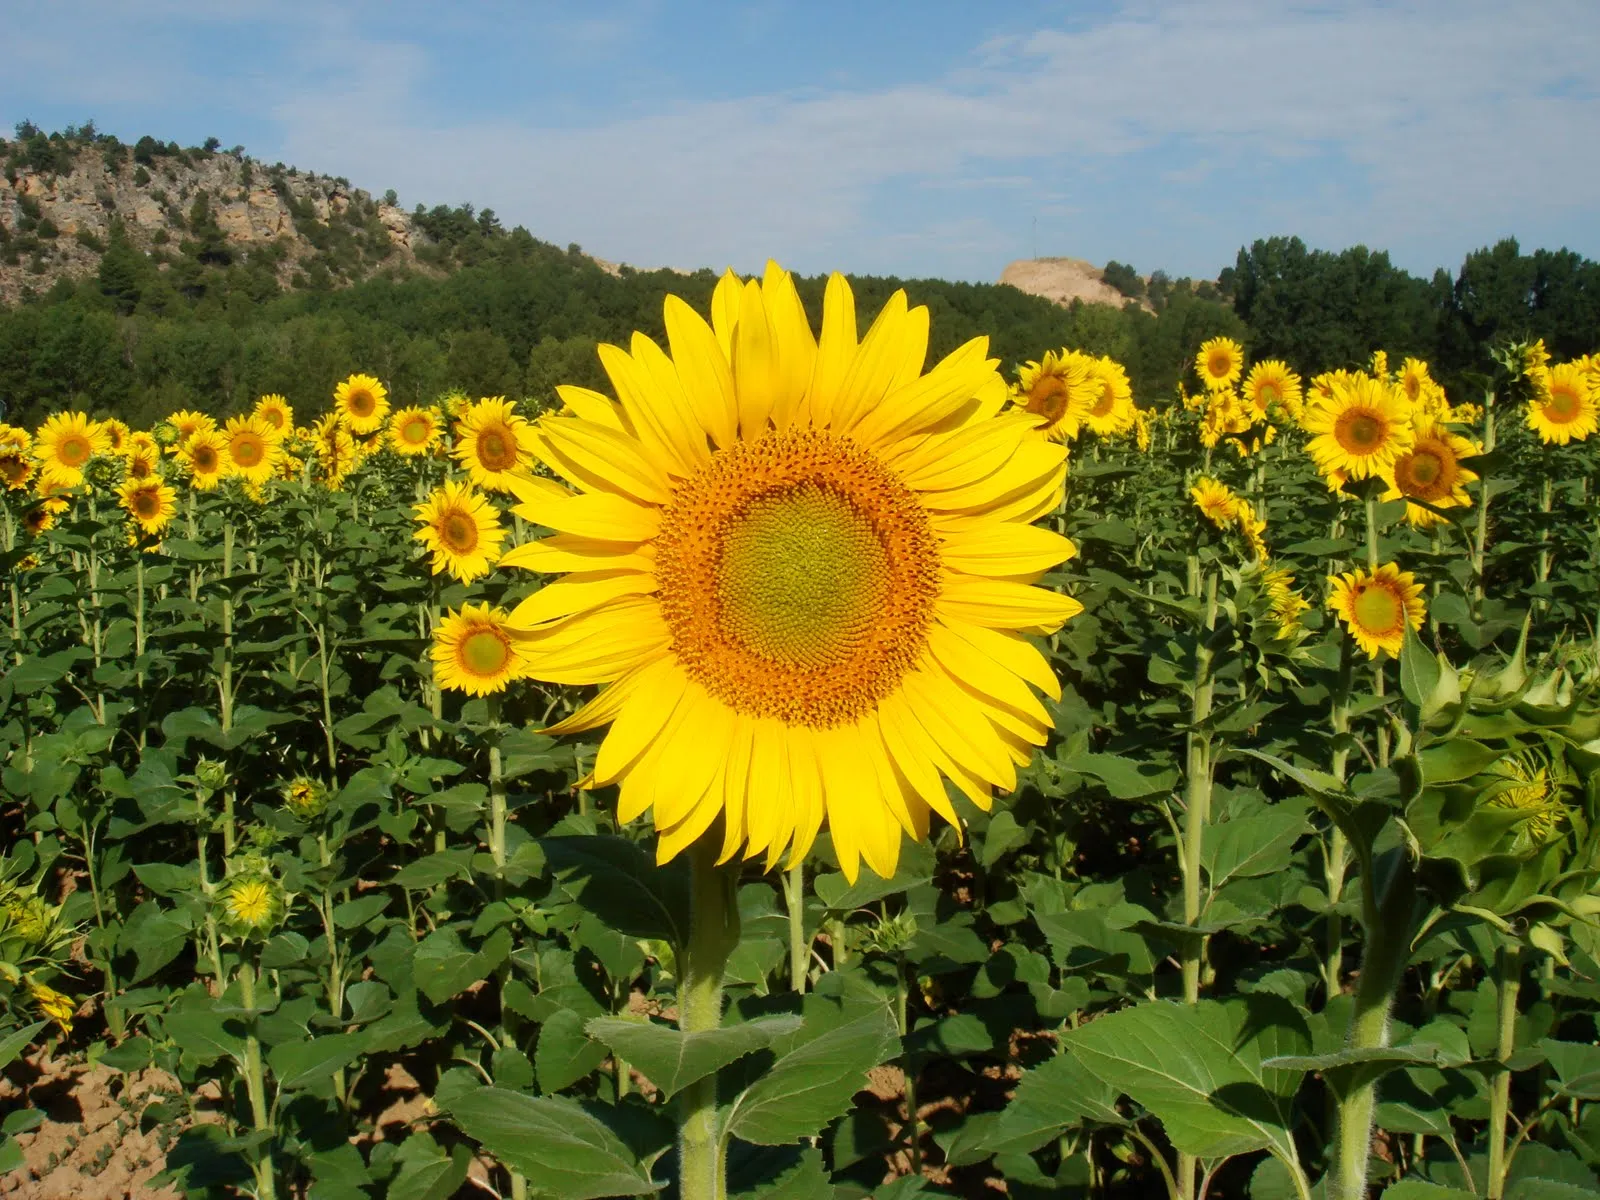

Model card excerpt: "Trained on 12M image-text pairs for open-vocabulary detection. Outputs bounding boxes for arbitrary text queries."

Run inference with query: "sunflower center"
[58,435,91,467]
[478,429,514,470]
[1208,351,1233,378]
[1547,385,1580,421]
[348,389,375,418]
[194,445,218,472]
[459,626,513,677]
[403,418,430,444]
[1353,584,1403,634]
[1089,381,1116,418]
[1,456,27,484]
[232,435,263,467]
[440,512,479,554]
[1335,409,1384,454]
[1027,376,1071,424]
[1402,448,1444,492]
[656,429,940,728]
[133,491,160,518]
[1258,383,1280,409]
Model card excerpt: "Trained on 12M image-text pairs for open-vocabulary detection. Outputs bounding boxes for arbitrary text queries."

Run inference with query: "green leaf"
[942,1049,1124,1165]
[162,1006,246,1069]
[1065,995,1310,1162]
[1202,805,1308,888]
[268,1032,369,1090]
[585,1015,802,1101]
[543,836,690,949]
[1400,624,1442,712]
[1418,738,1505,785]
[1383,1183,1475,1199]
[0,1022,46,1070]
[1262,1041,1469,1099]
[724,1006,900,1145]
[387,1135,471,1200]
[1057,751,1177,799]
[537,1007,609,1093]
[413,927,513,1005]
[447,1089,660,1198]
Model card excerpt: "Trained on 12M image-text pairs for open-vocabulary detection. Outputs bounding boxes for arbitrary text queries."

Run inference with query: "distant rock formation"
[998,257,1152,312]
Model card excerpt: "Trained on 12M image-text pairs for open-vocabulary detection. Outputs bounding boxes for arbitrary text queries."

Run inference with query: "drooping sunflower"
[1489,753,1568,851]
[100,418,131,455]
[502,263,1080,881]
[1,429,35,490]
[1262,565,1310,640]
[310,415,358,489]
[1242,360,1302,422]
[1237,506,1268,560]
[25,483,72,535]
[164,409,216,449]
[1081,356,1136,437]
[1195,337,1244,392]
[390,405,443,456]
[180,428,231,490]
[1525,362,1598,445]
[333,373,390,434]
[453,397,538,492]
[1383,421,1479,527]
[222,414,285,486]
[1009,349,1095,442]
[27,978,76,1034]
[432,602,531,695]
[33,411,110,488]
[1327,562,1426,659]
[413,480,506,583]
[118,475,178,536]
[1303,375,1414,481]
[1190,477,1240,527]
[253,393,294,433]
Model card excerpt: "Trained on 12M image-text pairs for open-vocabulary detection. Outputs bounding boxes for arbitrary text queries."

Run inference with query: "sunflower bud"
[863,911,919,957]
[217,870,287,940]
[195,758,229,791]
[281,777,329,821]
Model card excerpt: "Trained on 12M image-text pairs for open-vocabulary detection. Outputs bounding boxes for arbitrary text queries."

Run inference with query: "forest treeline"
[1,129,1596,427]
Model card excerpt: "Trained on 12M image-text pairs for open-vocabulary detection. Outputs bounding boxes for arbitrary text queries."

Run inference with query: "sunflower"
[1009,349,1095,442]
[1489,753,1567,851]
[24,484,71,535]
[1,446,34,491]
[1081,357,1136,437]
[1397,357,1433,405]
[453,397,538,492]
[0,423,28,453]
[310,415,358,489]
[164,409,216,449]
[125,448,160,481]
[1327,562,1425,659]
[1303,375,1414,481]
[222,414,284,485]
[1133,406,1152,452]
[1370,349,1389,380]
[33,411,110,488]
[219,875,283,934]
[281,777,329,820]
[1237,506,1268,560]
[100,418,130,454]
[118,475,178,536]
[413,480,506,583]
[1523,339,1551,381]
[441,389,473,420]
[333,373,390,434]
[1383,421,1479,527]
[1243,360,1302,422]
[1262,566,1310,640]
[180,428,231,489]
[1191,477,1240,527]
[390,405,443,456]
[127,431,160,460]
[253,393,294,433]
[1196,337,1244,392]
[501,263,1079,881]
[1525,362,1598,445]
[432,602,531,695]
[27,978,75,1035]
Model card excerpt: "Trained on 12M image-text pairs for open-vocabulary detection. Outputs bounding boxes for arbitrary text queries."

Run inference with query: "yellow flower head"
[220,414,284,486]
[1243,360,1302,423]
[180,428,231,490]
[1190,477,1241,527]
[100,418,131,454]
[1303,375,1414,481]
[311,415,358,489]
[1081,356,1136,437]
[503,262,1080,881]
[1397,357,1433,405]
[1525,362,1597,445]
[333,373,390,435]
[1009,349,1095,442]
[413,480,506,583]
[452,397,538,492]
[1327,562,1425,659]
[1,446,35,492]
[432,602,531,696]
[1523,339,1551,381]
[127,430,160,459]
[221,876,282,933]
[1195,337,1244,392]
[1237,506,1268,561]
[118,475,178,536]
[282,777,329,820]
[34,411,111,488]
[27,978,76,1034]
[1383,421,1479,527]
[1133,406,1152,452]
[1489,753,1567,851]
[252,394,294,433]
[0,423,29,454]
[390,405,443,456]
[1370,349,1389,380]
[164,409,216,448]
[1262,566,1310,640]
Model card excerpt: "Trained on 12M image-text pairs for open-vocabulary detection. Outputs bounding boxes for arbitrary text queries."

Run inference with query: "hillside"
[1000,256,1145,310]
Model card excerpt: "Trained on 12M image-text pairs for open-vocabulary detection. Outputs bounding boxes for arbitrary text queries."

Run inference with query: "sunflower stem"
[219,521,237,855]
[1323,635,1354,1005]
[1363,495,1390,768]
[237,946,277,1200]
[678,840,740,1200]
[1471,388,1496,617]
[783,861,807,993]
[1487,943,1522,1200]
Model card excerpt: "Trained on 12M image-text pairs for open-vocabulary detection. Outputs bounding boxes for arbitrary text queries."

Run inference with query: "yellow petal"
[829,289,910,433]
[555,385,625,430]
[851,347,999,449]
[936,518,1077,578]
[541,414,671,508]
[899,665,1015,791]
[507,570,656,630]
[542,653,672,735]
[663,295,738,450]
[761,261,817,431]
[711,268,743,358]
[940,617,1062,700]
[733,279,780,438]
[926,623,1052,728]
[876,696,961,833]
[890,412,1036,491]
[652,687,736,829]
[631,332,712,473]
[717,716,757,864]
[783,726,826,868]
[593,661,689,786]
[745,718,794,862]
[939,575,1084,635]
[499,535,654,575]
[806,272,858,428]
[534,489,660,542]
[920,438,1066,513]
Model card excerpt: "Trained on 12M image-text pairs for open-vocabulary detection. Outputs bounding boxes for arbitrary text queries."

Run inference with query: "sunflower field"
[3,263,1600,1200]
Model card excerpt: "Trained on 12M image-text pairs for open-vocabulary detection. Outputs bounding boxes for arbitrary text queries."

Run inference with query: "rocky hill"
[999,256,1155,312]
[0,127,477,306]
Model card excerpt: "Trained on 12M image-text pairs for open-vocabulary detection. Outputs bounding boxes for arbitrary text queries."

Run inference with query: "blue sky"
[6,1,1598,283]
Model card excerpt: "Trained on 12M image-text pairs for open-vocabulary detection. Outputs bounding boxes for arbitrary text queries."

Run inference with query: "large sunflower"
[334,374,390,435]
[390,405,443,456]
[432,602,531,695]
[118,475,178,536]
[1081,357,1135,437]
[453,397,538,492]
[1327,562,1425,659]
[1526,362,1597,445]
[1303,375,1414,481]
[1383,421,1478,527]
[1009,349,1094,442]
[181,428,231,490]
[222,414,284,486]
[1190,477,1240,527]
[253,394,294,434]
[1242,360,1302,423]
[414,480,506,583]
[1195,337,1244,392]
[501,264,1079,881]
[33,412,110,488]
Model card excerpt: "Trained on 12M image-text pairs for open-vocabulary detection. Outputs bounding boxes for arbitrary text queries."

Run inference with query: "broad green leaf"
[725,1006,900,1145]
[943,1048,1124,1165]
[1400,624,1441,712]
[584,1015,801,1101]
[537,1007,609,1093]
[1383,1183,1475,1199]
[543,836,690,949]
[448,1089,660,1198]
[269,1032,369,1089]
[1066,995,1310,1162]
[1057,751,1177,799]
[1202,805,1308,888]
[412,927,512,1005]
[387,1135,471,1200]
[0,1022,47,1070]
